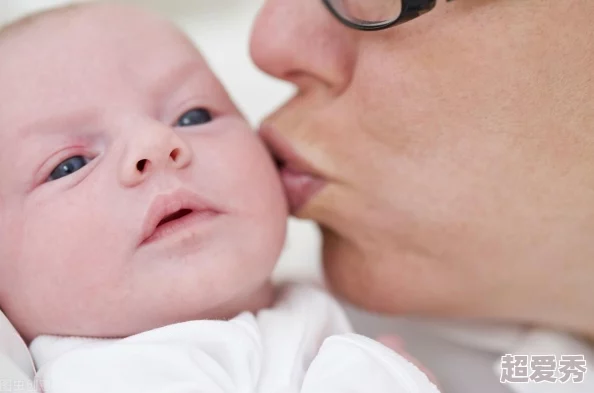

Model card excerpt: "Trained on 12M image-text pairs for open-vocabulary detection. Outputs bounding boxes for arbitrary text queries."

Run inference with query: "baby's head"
[0,3,287,342]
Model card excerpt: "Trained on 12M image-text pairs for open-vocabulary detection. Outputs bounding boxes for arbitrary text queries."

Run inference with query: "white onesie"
[29,284,440,393]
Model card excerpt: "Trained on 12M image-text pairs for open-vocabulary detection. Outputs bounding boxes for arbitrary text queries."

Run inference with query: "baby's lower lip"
[279,166,326,213]
[140,210,219,246]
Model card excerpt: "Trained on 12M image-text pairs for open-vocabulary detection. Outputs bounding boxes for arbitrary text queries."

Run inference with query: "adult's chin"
[318,225,462,319]
[318,228,396,313]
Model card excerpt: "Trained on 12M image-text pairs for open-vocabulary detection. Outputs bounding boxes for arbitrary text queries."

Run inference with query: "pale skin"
[0,6,430,372]
[0,6,438,379]
[251,0,594,338]
[0,4,288,342]
[0,1,411,358]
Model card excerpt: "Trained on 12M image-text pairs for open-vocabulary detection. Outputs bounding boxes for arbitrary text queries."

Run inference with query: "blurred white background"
[0,0,323,283]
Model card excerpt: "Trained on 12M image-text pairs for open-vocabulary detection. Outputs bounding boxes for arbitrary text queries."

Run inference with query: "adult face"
[251,0,594,335]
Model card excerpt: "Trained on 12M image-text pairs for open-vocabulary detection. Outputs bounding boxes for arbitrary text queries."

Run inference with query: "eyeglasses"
[322,0,454,31]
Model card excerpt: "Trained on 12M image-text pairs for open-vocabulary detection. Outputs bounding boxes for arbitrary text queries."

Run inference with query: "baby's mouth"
[139,189,222,246]
[156,208,193,227]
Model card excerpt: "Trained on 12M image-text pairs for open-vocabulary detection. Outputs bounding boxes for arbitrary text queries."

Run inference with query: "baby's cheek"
[0,208,22,299]
[229,132,286,211]
[20,203,120,296]
[224,133,288,258]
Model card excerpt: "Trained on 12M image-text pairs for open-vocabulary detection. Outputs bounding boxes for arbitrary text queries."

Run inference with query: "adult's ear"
[0,309,35,383]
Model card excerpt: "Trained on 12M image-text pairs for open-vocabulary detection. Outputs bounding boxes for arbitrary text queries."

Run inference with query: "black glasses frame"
[322,0,453,31]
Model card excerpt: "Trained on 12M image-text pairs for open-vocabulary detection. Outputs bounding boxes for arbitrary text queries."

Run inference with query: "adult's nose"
[250,0,356,93]
[119,122,192,188]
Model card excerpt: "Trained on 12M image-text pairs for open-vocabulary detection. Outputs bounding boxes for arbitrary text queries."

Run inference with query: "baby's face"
[0,5,287,341]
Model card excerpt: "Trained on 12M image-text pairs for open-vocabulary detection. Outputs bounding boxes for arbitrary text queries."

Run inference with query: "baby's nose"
[119,127,192,188]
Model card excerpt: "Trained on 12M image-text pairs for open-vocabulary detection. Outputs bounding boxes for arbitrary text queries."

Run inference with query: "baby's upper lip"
[139,188,222,246]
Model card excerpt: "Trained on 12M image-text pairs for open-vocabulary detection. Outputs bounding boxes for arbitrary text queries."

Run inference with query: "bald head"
[0,2,184,46]
[0,4,82,39]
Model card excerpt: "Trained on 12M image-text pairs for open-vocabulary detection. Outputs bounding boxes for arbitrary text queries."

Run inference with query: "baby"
[0,3,439,392]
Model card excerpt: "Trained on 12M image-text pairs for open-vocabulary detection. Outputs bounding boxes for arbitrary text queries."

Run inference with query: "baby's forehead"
[0,3,203,66]
[2,3,184,41]
[0,4,216,126]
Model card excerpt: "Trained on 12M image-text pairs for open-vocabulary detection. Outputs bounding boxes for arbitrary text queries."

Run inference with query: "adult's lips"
[259,125,326,214]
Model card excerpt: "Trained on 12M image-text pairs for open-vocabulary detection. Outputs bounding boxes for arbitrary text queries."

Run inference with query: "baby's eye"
[48,156,90,181]
[175,108,212,127]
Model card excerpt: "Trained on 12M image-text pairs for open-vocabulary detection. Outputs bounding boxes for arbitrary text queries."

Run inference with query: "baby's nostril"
[137,159,148,172]
[170,148,180,162]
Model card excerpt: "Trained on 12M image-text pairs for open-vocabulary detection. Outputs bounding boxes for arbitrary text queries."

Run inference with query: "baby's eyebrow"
[18,110,98,140]
[151,60,208,101]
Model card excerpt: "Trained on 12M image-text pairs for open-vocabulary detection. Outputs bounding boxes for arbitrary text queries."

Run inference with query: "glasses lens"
[328,0,402,27]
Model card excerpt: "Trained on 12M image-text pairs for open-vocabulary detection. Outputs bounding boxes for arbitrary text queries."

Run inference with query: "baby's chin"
[204,280,278,320]
[132,280,277,337]
[4,278,276,344]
